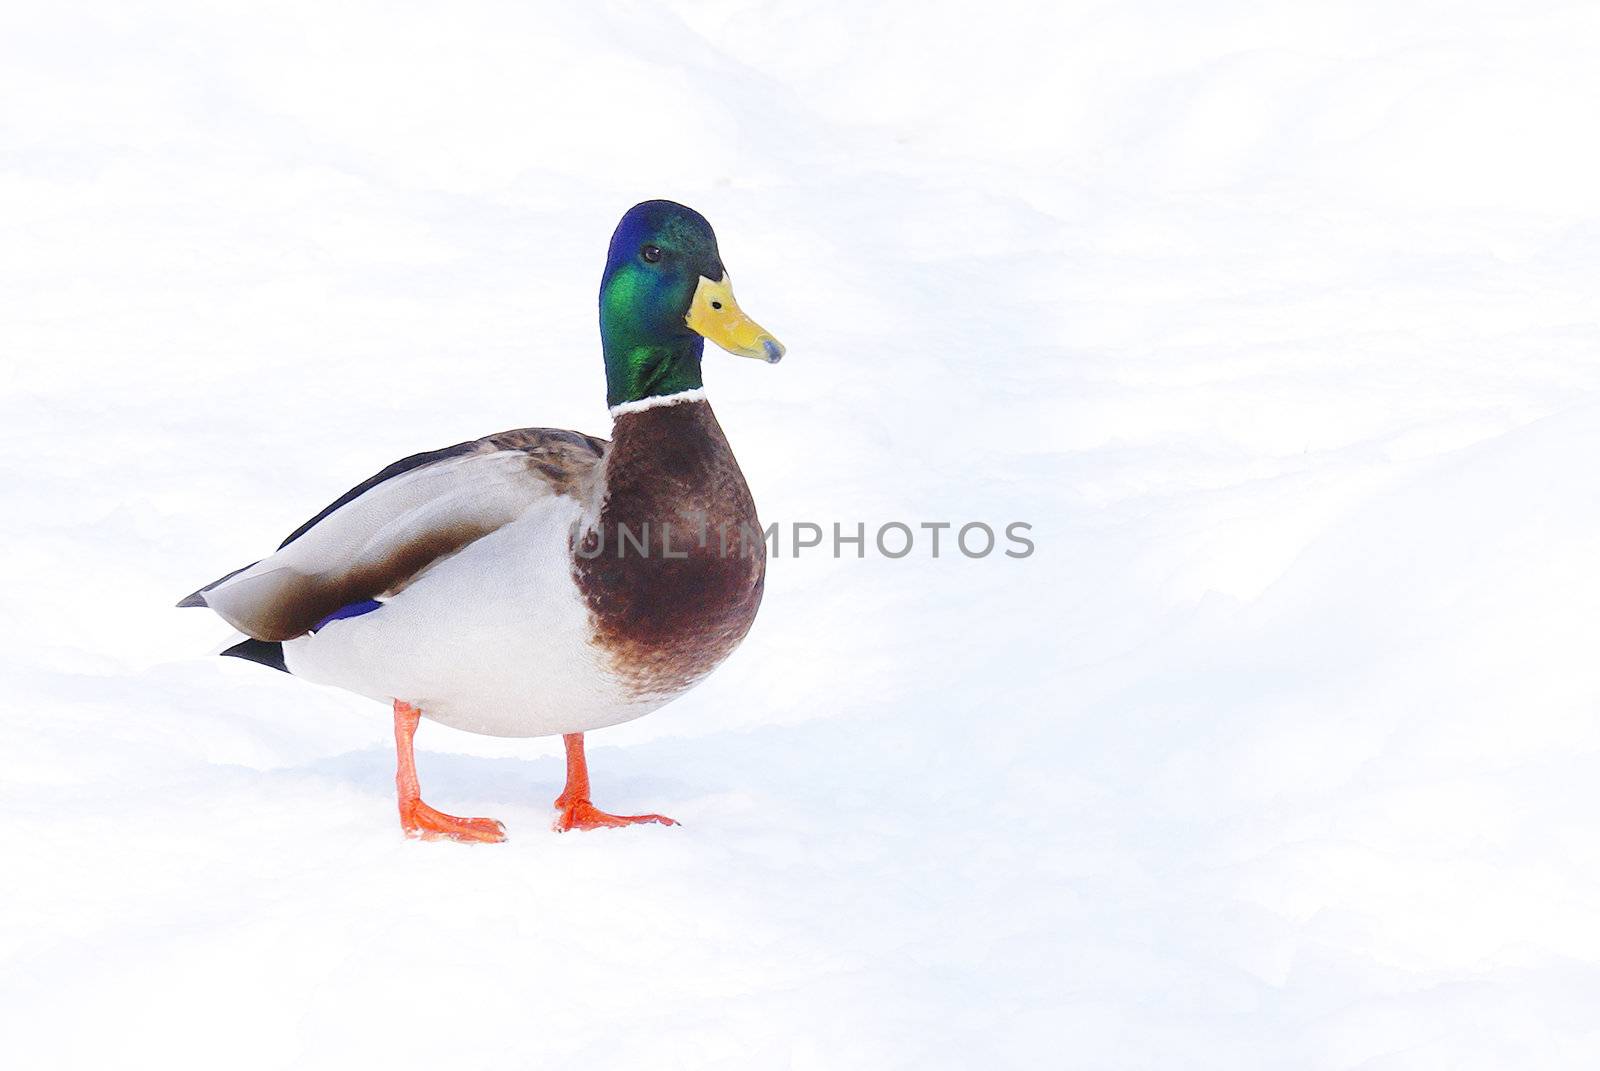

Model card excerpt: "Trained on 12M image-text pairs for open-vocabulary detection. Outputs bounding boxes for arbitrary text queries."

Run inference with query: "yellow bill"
[686,274,785,363]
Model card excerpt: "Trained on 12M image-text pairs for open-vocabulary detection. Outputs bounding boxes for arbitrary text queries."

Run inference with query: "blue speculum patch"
[311,599,383,632]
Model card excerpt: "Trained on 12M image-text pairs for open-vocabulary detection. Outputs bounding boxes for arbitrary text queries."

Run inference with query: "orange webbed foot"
[400,799,507,843]
[553,798,679,833]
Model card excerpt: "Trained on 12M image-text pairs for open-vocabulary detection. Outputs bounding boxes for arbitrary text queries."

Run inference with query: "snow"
[5,1,1600,1067]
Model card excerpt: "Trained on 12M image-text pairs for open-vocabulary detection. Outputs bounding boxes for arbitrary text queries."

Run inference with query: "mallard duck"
[179,200,783,842]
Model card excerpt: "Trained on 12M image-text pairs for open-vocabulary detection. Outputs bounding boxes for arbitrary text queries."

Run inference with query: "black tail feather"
[176,559,261,608]
[221,637,289,674]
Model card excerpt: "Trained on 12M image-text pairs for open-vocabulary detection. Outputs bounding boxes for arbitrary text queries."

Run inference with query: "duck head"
[599,200,785,409]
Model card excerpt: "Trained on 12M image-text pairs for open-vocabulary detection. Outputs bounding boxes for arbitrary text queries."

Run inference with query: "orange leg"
[553,732,679,832]
[393,700,506,843]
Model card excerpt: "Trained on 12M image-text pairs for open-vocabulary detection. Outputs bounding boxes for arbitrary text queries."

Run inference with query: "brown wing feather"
[181,427,608,641]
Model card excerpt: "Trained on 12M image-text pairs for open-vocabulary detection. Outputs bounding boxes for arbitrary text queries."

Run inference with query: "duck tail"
[176,560,261,608]
[221,637,289,674]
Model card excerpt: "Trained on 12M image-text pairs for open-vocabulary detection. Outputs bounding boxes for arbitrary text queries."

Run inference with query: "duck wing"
[179,428,608,642]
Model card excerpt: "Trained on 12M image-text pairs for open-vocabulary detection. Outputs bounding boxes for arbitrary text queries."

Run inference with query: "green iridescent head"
[598,200,785,409]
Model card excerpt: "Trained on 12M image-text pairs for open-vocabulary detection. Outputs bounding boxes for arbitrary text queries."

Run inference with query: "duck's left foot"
[553,798,679,832]
[392,698,507,844]
[402,800,508,843]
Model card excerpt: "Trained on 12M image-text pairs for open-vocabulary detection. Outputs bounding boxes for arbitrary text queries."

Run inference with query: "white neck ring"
[609,387,708,418]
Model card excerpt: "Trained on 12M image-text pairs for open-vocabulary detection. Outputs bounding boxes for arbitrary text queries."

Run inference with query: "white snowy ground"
[4,2,1600,1067]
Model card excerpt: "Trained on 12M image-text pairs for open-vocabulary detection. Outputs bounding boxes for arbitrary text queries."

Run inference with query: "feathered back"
[180,429,607,642]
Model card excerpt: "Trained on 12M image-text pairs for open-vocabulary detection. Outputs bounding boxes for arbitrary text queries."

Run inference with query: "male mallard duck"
[179,200,783,842]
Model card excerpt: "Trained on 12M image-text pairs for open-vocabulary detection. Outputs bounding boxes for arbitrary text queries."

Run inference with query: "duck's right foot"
[553,798,678,832]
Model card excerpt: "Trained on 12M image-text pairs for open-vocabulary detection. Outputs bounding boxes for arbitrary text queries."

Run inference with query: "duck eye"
[640,244,662,263]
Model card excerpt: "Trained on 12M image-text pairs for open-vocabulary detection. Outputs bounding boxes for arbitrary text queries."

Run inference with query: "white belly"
[282,495,667,737]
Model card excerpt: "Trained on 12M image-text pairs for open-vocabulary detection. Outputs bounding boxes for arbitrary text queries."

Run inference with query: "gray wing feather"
[179,428,607,641]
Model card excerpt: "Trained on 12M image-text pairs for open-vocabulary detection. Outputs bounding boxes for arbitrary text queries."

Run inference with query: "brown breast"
[573,398,766,699]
